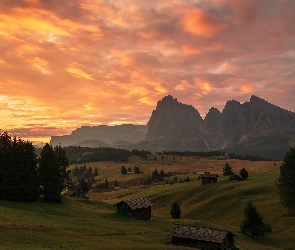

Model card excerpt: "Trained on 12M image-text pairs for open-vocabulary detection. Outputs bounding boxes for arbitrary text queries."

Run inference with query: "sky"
[1,0,295,144]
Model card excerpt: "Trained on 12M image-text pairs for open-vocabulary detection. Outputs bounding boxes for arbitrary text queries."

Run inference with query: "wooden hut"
[115,197,153,220]
[200,172,219,185]
[66,185,88,198]
[168,224,235,250]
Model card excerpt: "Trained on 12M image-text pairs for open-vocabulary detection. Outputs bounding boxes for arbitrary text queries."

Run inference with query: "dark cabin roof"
[116,197,154,210]
[168,225,234,244]
[200,172,219,178]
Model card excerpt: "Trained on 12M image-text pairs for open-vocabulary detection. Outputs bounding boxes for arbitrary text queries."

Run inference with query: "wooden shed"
[115,197,153,220]
[200,172,219,185]
[168,224,235,250]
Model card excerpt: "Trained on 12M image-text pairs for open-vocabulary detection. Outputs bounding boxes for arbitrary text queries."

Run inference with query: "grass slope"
[0,156,294,249]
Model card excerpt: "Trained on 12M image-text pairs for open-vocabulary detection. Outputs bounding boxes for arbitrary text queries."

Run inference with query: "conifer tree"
[223,162,234,176]
[0,132,39,201]
[39,143,69,202]
[170,202,181,219]
[240,202,272,236]
[276,146,295,212]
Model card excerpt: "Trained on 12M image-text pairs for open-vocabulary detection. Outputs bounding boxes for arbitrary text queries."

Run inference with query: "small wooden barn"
[168,224,235,250]
[115,197,154,220]
[200,172,219,185]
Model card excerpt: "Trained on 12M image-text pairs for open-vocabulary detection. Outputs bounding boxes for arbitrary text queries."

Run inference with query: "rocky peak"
[146,95,204,148]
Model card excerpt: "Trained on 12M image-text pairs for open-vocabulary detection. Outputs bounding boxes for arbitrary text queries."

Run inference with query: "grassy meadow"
[0,155,294,249]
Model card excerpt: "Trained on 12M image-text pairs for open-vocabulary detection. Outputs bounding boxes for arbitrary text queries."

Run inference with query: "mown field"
[0,155,294,249]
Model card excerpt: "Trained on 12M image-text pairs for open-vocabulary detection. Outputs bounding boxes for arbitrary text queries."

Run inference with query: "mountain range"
[50,95,295,160]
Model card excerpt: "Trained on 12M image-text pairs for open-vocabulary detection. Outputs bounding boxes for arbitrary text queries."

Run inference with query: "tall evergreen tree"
[170,202,181,219]
[223,162,234,176]
[240,202,272,236]
[0,132,39,201]
[54,144,71,192]
[39,144,69,202]
[276,146,295,212]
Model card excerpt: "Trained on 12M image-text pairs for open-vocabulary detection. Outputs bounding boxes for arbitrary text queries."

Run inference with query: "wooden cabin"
[66,185,88,198]
[115,197,153,220]
[200,172,219,185]
[168,224,235,250]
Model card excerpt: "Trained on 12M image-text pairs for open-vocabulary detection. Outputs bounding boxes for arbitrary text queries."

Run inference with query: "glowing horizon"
[1,0,295,144]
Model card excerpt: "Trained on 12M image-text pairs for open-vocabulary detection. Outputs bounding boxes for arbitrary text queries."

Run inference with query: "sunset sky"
[1,0,295,144]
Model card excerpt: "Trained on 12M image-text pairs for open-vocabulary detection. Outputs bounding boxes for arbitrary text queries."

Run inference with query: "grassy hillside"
[0,156,294,249]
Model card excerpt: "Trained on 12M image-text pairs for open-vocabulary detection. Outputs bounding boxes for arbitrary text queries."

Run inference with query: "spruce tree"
[170,202,181,219]
[240,201,272,236]
[39,143,69,202]
[276,146,295,212]
[223,162,234,176]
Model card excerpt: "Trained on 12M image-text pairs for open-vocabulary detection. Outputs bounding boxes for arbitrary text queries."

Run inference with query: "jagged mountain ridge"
[49,95,295,159]
[144,95,295,158]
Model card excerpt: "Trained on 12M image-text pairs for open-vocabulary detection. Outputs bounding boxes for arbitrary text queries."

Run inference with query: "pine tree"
[223,162,234,176]
[240,201,272,236]
[276,146,295,212]
[170,202,181,219]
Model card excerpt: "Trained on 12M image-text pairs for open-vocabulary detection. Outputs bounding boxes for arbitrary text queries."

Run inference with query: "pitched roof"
[168,225,234,244]
[116,197,154,210]
[200,172,219,178]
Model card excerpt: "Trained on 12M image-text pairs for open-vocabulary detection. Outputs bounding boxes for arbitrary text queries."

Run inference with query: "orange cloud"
[28,57,50,74]
[182,44,200,55]
[181,8,226,37]
[175,80,193,91]
[67,64,95,81]
[194,78,212,95]
[240,83,256,94]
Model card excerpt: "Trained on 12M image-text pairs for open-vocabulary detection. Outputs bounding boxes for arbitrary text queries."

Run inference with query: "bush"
[240,168,248,180]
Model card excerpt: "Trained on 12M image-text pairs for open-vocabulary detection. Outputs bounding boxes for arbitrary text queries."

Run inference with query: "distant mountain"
[73,139,108,148]
[50,124,148,147]
[49,95,295,159]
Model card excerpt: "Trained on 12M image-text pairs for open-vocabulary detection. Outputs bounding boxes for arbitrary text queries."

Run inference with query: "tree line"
[161,150,225,157]
[0,132,70,202]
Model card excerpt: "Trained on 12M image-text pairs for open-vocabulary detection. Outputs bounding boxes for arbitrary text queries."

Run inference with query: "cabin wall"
[117,203,132,215]
[132,207,151,220]
[201,177,217,185]
[172,237,220,250]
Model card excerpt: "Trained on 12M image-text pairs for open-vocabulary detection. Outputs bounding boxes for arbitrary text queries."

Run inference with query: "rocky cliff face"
[146,95,295,157]
[146,95,207,151]
[202,95,295,149]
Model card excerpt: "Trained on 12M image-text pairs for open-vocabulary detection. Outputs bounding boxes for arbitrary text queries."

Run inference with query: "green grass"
[0,156,294,249]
